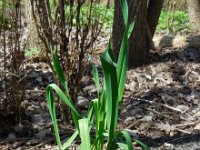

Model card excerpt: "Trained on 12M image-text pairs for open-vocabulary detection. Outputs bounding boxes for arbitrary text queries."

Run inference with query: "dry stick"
[173,122,199,128]
[132,98,196,134]
[27,125,75,150]
[132,97,184,113]
[27,134,68,150]
[145,107,174,120]
[144,109,192,134]
[0,69,20,78]
[127,120,142,129]
[27,138,56,150]
[27,138,55,150]
[126,108,174,129]
[174,128,191,134]
[0,137,34,144]
[0,69,27,84]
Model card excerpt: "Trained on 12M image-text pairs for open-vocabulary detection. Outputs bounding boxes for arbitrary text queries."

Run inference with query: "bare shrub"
[29,0,106,121]
[0,0,26,121]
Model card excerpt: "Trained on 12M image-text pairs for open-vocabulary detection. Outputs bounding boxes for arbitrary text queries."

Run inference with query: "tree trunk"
[112,0,163,68]
[23,0,46,59]
[187,0,200,33]
[147,0,164,36]
[154,34,200,49]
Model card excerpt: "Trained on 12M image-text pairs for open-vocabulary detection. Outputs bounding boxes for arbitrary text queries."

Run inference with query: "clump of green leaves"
[0,1,14,30]
[82,4,114,28]
[64,4,114,28]
[46,0,149,150]
[25,48,40,58]
[157,10,190,34]
[0,1,14,10]
[49,0,114,29]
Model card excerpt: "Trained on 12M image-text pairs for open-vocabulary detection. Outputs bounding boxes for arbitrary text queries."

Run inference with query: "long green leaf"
[116,22,134,102]
[46,88,62,150]
[113,130,134,150]
[117,143,129,150]
[101,48,115,130]
[92,65,100,97]
[63,130,79,150]
[117,48,128,103]
[134,140,150,150]
[79,118,91,150]
[100,47,119,147]
[128,19,135,39]
[47,84,80,117]
[46,84,81,149]
[120,131,134,150]
[87,98,98,123]
[52,51,69,95]
[107,42,115,62]
[121,0,128,26]
[52,52,66,84]
[116,25,129,103]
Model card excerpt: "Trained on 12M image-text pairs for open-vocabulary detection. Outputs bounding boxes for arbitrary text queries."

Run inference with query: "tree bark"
[187,0,200,33]
[112,0,163,68]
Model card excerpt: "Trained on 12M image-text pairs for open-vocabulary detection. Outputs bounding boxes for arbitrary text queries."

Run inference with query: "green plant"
[49,0,114,29]
[0,1,13,30]
[157,10,190,34]
[0,1,14,9]
[46,0,149,149]
[25,48,40,58]
[64,4,114,28]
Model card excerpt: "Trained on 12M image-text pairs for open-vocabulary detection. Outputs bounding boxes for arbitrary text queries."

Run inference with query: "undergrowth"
[157,9,190,34]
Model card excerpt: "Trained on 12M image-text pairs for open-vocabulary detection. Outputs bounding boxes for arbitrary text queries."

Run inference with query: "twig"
[27,134,68,150]
[174,128,191,134]
[173,122,198,128]
[27,138,55,150]
[127,120,141,129]
[145,108,174,120]
[132,97,184,113]
[0,137,33,144]
[0,69,20,78]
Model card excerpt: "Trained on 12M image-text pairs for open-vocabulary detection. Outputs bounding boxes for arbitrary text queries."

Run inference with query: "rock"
[14,124,24,132]
[124,129,139,139]
[176,105,189,113]
[7,133,16,141]
[35,77,42,82]
[125,80,137,91]
[35,129,51,139]
[77,96,89,109]
[32,114,43,124]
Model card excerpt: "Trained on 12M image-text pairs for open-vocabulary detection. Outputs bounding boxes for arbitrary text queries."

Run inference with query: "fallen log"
[153,34,200,49]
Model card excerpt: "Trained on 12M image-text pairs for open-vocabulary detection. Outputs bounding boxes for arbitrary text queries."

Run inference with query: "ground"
[1,30,200,149]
